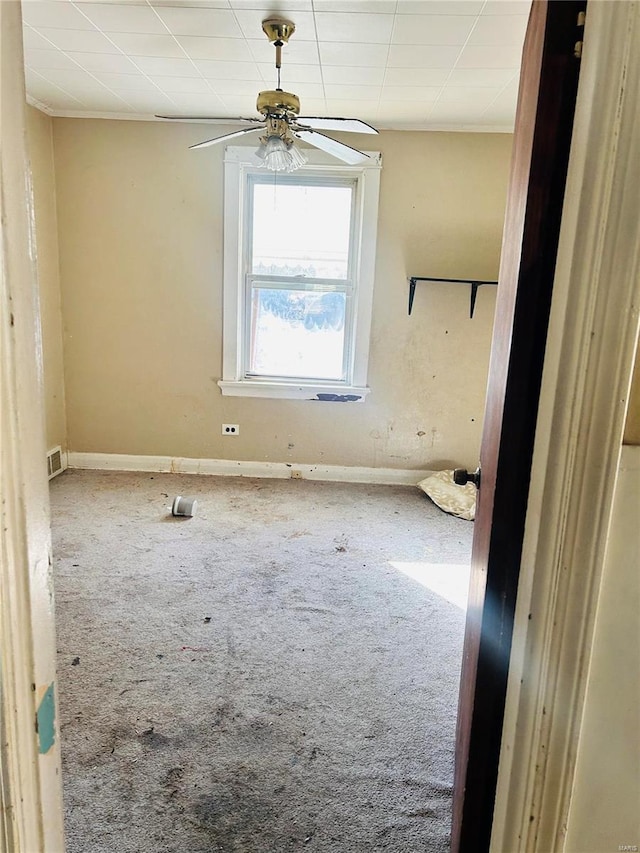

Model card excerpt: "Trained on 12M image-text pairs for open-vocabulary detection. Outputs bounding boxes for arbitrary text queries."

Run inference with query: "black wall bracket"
[408,277,498,319]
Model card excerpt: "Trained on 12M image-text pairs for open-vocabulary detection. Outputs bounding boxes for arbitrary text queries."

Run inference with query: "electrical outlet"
[222,424,239,436]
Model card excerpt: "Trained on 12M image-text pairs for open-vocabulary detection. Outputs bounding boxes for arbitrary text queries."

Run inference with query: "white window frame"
[218,145,382,401]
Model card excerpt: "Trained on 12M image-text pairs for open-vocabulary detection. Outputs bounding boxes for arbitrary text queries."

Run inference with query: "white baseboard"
[66,452,433,486]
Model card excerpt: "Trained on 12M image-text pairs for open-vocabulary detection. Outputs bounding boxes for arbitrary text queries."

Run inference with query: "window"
[218,146,382,400]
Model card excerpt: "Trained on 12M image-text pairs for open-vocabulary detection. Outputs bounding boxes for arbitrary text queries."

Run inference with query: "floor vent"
[47,446,65,480]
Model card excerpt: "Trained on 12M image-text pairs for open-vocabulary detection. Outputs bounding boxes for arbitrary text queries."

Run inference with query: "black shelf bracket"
[408,276,498,319]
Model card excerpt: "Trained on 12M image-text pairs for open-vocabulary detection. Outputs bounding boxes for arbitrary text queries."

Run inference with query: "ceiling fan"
[156,18,378,171]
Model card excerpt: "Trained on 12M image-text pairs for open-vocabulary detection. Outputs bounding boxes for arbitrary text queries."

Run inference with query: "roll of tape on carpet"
[171,496,198,517]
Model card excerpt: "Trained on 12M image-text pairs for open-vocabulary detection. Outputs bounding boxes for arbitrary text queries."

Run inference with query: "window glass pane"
[251,182,353,279]
[249,288,346,381]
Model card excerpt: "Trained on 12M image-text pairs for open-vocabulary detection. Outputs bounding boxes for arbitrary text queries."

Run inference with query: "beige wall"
[52,118,511,469]
[26,105,66,452]
[563,445,640,851]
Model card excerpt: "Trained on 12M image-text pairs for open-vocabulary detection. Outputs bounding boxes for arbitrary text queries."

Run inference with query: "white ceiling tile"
[319,42,387,67]
[483,1,531,15]
[24,67,67,92]
[148,75,212,93]
[156,93,226,112]
[195,59,261,79]
[313,1,396,12]
[155,6,243,38]
[206,78,267,96]
[258,62,322,84]
[30,27,122,52]
[91,71,160,92]
[117,92,177,111]
[66,51,140,73]
[178,35,254,61]
[383,66,448,85]
[295,98,327,115]
[489,79,519,108]
[381,84,442,102]
[437,85,501,107]
[455,43,522,68]
[392,14,476,45]
[152,0,230,7]
[22,26,60,50]
[24,48,80,70]
[387,44,460,67]
[293,82,326,100]
[74,3,168,34]
[132,55,201,76]
[447,67,517,86]
[228,0,312,9]
[321,65,385,86]
[376,101,430,120]
[323,84,380,100]
[316,99,378,119]
[105,32,185,57]
[233,9,315,40]
[22,2,98,30]
[29,88,86,109]
[35,67,110,91]
[468,14,528,45]
[216,95,261,113]
[428,101,486,122]
[248,37,319,64]
[72,0,148,5]
[396,1,483,13]
[481,105,515,127]
[314,12,394,44]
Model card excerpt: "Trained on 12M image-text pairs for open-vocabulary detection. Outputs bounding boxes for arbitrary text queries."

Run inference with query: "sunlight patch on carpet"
[389,561,470,610]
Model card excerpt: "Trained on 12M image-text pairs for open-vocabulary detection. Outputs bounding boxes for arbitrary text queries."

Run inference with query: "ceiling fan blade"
[156,115,263,125]
[190,126,262,150]
[296,117,378,135]
[295,130,370,165]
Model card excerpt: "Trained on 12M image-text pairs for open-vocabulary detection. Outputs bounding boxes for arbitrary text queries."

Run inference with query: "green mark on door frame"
[36,682,56,754]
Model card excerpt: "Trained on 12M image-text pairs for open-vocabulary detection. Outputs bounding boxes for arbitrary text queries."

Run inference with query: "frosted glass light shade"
[255,135,308,172]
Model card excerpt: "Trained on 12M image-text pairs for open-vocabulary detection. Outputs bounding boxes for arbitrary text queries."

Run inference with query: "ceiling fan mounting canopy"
[256,89,300,118]
[261,18,296,45]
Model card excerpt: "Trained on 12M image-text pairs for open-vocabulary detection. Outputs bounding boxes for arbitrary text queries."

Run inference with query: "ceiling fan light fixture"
[255,135,308,172]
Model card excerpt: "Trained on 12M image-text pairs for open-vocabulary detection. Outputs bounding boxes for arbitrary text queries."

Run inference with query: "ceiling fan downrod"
[262,18,295,90]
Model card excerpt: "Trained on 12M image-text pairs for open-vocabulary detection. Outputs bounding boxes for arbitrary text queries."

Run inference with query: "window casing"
[219,146,382,400]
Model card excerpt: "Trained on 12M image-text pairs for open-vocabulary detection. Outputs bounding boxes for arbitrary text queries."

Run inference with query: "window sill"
[218,380,370,402]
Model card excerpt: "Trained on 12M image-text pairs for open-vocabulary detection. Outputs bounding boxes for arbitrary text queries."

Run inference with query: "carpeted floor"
[50,470,472,853]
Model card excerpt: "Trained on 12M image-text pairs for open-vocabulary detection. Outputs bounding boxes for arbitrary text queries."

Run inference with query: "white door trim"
[0,1,65,850]
[491,3,640,850]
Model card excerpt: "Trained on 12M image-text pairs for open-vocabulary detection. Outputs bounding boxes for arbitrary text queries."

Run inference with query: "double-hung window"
[219,146,381,400]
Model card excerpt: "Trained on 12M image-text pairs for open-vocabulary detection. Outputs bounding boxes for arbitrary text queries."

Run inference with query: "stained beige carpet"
[51,470,471,853]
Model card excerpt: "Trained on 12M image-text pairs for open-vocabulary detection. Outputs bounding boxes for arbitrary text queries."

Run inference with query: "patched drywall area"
[52,118,512,470]
[26,105,67,452]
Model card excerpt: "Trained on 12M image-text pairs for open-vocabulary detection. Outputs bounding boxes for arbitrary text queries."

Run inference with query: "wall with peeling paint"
[50,117,511,470]
[26,105,67,453]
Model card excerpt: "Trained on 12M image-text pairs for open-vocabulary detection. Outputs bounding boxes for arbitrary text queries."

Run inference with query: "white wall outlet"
[222,424,239,436]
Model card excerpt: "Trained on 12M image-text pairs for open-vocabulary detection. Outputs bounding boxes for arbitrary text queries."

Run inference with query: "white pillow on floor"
[418,470,476,521]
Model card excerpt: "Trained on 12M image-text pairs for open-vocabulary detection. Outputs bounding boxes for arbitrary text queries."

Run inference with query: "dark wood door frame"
[451,3,585,850]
